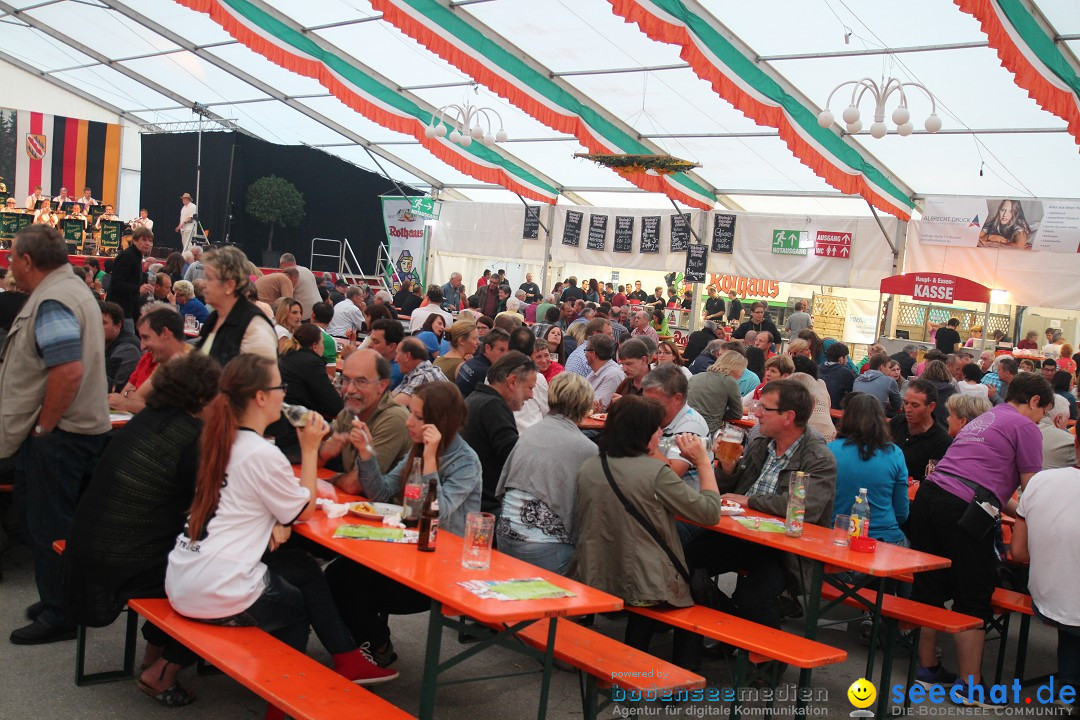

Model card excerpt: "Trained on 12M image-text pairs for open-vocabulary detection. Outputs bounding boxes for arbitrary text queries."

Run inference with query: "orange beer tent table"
[684,508,950,716]
[295,485,622,720]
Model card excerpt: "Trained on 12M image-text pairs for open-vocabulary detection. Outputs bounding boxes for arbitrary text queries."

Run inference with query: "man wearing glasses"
[685,379,837,630]
[321,349,411,494]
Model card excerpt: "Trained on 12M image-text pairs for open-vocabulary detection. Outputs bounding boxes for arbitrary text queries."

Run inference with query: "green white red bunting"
[173,0,560,204]
[367,0,717,210]
[954,0,1080,146]
[606,0,916,221]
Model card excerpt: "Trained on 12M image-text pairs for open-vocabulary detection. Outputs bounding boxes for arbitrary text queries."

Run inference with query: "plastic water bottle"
[849,488,870,540]
[785,471,807,537]
[402,461,425,527]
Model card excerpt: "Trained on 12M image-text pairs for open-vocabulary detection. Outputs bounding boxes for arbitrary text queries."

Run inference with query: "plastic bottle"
[849,488,870,540]
[785,471,807,537]
[402,461,425,528]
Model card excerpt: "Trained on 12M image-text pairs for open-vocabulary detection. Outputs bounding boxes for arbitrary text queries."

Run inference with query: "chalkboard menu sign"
[640,216,660,253]
[562,210,583,247]
[613,216,634,253]
[522,206,540,239]
[711,213,736,254]
[587,214,608,250]
[685,244,708,283]
[670,213,691,252]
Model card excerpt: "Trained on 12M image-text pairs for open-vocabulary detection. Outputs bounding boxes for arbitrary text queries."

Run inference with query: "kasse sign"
[878,273,991,305]
[912,275,955,303]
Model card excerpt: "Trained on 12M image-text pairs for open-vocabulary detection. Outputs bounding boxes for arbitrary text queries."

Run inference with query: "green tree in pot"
[247,175,304,266]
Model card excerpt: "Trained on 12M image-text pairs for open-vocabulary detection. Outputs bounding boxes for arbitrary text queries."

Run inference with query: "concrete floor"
[0,542,1061,719]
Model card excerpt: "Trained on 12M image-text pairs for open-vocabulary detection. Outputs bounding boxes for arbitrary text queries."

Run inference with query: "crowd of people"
[0,226,1076,713]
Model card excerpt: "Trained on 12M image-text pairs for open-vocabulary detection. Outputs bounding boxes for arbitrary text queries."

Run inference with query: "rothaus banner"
[919,195,1080,253]
[381,197,426,292]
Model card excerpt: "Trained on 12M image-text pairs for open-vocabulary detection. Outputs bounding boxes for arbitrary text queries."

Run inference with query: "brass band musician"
[95,204,119,229]
[33,199,58,227]
[130,208,154,232]
[78,186,99,209]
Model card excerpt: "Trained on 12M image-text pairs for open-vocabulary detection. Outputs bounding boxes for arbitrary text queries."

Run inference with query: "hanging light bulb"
[817,110,835,128]
[924,114,942,133]
[870,121,888,139]
[896,122,914,137]
[845,120,863,134]
[842,105,861,125]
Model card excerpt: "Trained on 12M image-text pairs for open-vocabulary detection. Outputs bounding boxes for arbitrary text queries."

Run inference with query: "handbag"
[935,471,1001,540]
[599,454,726,609]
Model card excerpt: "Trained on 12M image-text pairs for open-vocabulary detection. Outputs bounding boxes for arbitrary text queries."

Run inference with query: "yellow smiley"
[847,678,877,709]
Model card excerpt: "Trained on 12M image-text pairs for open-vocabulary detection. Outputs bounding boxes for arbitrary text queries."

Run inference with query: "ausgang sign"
[879,272,991,305]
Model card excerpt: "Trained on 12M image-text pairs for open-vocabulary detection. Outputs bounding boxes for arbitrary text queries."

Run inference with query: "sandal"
[137,678,196,707]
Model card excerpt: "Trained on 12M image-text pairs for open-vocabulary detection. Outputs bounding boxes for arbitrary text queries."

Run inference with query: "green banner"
[61,219,85,248]
[99,220,123,249]
[0,211,32,240]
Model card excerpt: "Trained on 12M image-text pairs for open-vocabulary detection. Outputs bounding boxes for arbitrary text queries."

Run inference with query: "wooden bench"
[989,588,1035,684]
[629,605,847,709]
[873,572,1036,683]
[819,582,981,711]
[445,608,704,720]
[52,539,138,686]
[129,598,413,720]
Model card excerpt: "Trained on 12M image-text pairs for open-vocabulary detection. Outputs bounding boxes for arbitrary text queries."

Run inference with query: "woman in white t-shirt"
[272,297,302,354]
[165,354,396,717]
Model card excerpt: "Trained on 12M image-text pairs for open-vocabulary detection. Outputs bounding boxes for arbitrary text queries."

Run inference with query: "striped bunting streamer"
[368,0,718,210]
[955,0,1080,146]
[607,0,916,220]
[175,0,560,204]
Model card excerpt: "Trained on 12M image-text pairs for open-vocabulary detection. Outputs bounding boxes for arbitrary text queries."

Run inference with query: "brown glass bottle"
[417,478,439,552]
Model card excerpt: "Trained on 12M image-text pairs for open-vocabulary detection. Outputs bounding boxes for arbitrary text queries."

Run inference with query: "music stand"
[98,220,124,255]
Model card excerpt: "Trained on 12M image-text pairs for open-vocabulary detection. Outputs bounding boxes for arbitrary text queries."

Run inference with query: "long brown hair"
[187,354,276,541]
[398,382,468,496]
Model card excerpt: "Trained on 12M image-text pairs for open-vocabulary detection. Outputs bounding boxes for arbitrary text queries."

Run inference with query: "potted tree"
[246,175,305,267]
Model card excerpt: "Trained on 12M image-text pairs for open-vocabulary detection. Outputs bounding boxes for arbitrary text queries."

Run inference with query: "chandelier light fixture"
[424,89,508,148]
[817,77,941,139]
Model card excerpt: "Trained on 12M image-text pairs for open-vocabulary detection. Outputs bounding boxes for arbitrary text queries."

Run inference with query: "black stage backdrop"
[140,131,420,271]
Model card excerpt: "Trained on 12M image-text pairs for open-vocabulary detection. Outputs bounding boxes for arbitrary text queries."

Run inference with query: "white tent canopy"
[1,0,1078,218]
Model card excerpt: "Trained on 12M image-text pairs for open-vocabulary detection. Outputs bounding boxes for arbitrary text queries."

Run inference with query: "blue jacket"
[177,297,209,324]
[828,440,909,545]
[819,362,856,410]
[357,434,481,536]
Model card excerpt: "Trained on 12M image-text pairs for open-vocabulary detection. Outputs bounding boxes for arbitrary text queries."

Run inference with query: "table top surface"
[295,484,623,623]
[690,509,951,577]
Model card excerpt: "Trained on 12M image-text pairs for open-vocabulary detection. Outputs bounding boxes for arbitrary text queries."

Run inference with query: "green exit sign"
[409,196,441,220]
[771,229,809,256]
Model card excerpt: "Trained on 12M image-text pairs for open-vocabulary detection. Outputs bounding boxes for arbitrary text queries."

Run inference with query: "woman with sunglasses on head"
[166,355,396,719]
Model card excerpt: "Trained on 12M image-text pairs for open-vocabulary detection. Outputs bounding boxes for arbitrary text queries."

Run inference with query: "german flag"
[0,108,122,207]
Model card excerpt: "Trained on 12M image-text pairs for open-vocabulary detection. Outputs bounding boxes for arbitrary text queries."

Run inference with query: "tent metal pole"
[542,204,556,298]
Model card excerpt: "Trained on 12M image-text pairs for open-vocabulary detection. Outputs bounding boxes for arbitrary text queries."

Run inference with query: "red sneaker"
[333,645,400,686]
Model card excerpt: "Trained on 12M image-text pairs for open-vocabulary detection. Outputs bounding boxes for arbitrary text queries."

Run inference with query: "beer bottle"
[418,478,439,552]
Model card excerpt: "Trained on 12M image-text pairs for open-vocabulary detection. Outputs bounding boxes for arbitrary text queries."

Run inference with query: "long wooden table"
[296,490,622,720]
[687,509,950,715]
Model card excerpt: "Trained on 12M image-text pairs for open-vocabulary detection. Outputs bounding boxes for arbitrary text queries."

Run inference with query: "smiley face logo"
[847,678,877,709]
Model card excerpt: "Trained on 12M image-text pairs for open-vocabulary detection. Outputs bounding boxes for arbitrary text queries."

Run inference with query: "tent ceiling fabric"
[1,0,1077,216]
